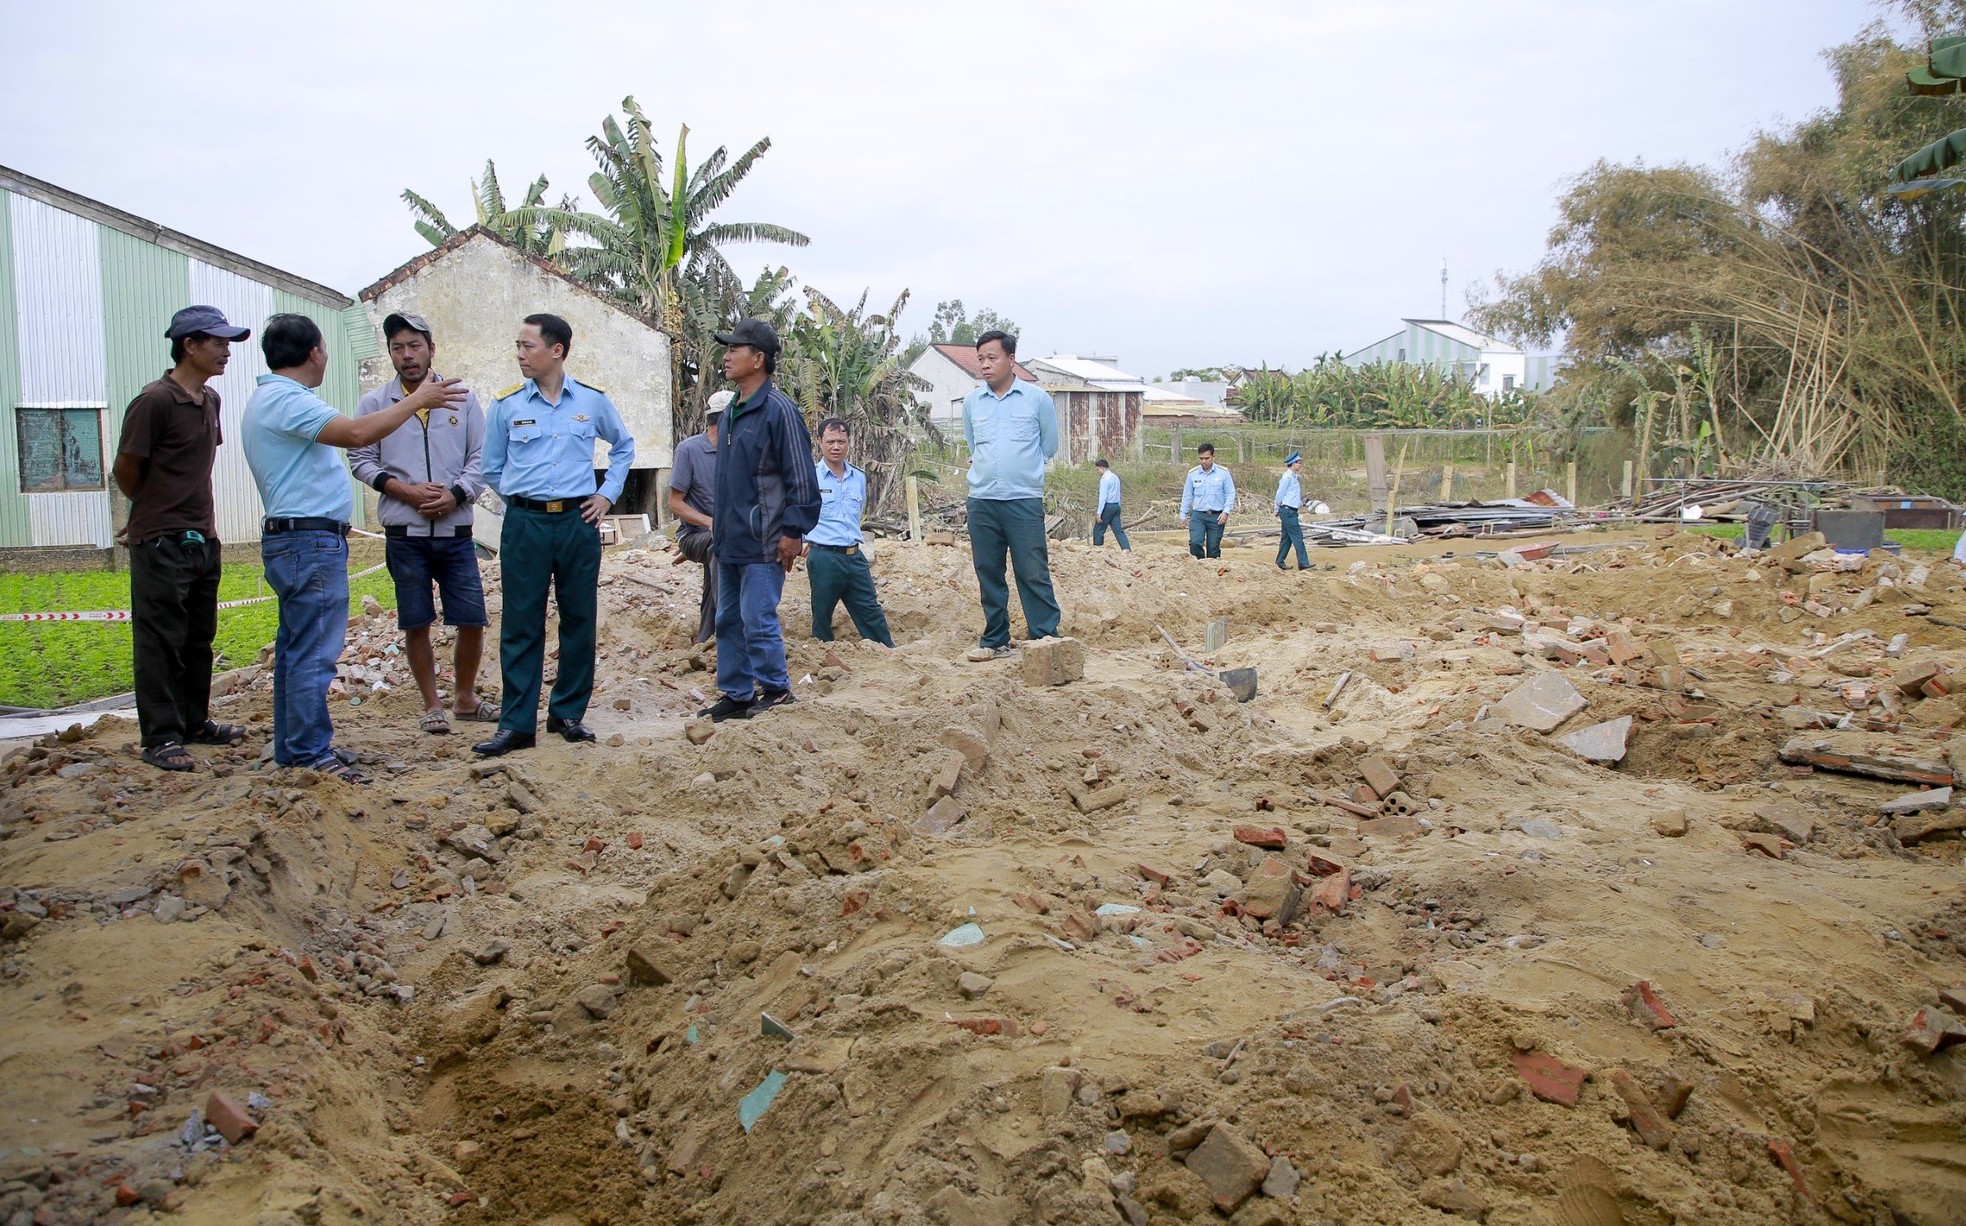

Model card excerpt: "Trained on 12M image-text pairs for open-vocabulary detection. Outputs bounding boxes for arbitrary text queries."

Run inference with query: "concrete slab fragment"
[1491,671,1587,732]
[1556,715,1632,763]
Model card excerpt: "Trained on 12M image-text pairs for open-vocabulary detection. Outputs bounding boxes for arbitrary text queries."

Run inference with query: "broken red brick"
[583,836,607,854]
[1767,1138,1809,1197]
[1309,867,1351,915]
[296,956,318,983]
[114,1185,140,1207]
[949,1016,1021,1038]
[205,1092,257,1144]
[1061,911,1098,942]
[626,832,644,850]
[1136,864,1172,886]
[1357,754,1399,797]
[1303,852,1347,878]
[841,888,870,918]
[447,1190,474,1208]
[1740,833,1792,858]
[1511,1050,1588,1107]
[1621,980,1677,1030]
[1233,824,1287,850]
[1902,1006,1966,1055]
[1608,1069,1672,1149]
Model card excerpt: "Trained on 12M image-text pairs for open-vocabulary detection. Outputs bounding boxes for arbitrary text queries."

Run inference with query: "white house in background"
[906,342,1034,431]
[1342,319,1555,395]
[1026,355,1241,427]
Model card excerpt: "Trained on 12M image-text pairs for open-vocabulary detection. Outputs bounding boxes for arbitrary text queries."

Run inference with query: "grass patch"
[1687,522,1958,554]
[0,554,398,710]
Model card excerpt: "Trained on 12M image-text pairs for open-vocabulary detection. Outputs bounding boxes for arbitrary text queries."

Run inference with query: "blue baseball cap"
[166,305,251,341]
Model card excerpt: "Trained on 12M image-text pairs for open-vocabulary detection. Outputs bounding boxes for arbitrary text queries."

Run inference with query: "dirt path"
[2,529,1963,1224]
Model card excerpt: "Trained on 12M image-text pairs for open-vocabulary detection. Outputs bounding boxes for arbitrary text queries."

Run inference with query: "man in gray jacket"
[350,314,496,733]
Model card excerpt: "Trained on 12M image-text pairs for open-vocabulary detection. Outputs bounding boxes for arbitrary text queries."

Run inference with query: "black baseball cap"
[713,319,780,354]
[166,305,250,341]
[383,312,433,341]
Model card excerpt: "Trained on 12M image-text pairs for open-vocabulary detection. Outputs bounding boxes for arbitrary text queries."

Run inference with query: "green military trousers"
[498,504,601,735]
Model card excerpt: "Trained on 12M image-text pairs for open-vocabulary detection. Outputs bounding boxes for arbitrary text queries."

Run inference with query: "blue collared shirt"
[963,379,1058,501]
[808,460,868,547]
[1180,464,1237,518]
[1097,469,1121,510]
[242,374,354,521]
[1275,470,1303,510]
[482,377,634,503]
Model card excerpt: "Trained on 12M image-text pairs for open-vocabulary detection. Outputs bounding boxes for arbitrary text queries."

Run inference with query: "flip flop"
[420,709,452,734]
[315,759,372,785]
[186,721,246,746]
[141,739,195,772]
[453,702,502,723]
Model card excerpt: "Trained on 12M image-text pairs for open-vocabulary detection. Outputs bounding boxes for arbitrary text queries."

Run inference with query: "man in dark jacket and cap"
[697,320,821,721]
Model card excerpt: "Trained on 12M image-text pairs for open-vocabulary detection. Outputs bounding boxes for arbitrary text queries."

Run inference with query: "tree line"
[403,97,935,513]
[1468,1,1966,494]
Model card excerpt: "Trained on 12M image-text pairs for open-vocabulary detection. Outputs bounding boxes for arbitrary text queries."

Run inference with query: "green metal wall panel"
[0,189,26,547]
[272,289,367,527]
[98,227,190,472]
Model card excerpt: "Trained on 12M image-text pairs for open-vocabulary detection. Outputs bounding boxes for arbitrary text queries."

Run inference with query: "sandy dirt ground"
[2,524,1964,1225]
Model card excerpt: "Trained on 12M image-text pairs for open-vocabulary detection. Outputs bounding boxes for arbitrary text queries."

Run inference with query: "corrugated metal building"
[1342,318,1556,395]
[0,164,376,548]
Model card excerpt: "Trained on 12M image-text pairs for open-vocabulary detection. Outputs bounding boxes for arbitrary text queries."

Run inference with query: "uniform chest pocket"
[508,421,544,447]
[569,417,597,443]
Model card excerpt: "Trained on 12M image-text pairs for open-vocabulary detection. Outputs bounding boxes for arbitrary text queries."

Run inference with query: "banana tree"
[401,160,570,256]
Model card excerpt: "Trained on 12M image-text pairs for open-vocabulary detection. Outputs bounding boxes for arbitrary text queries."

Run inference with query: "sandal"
[186,721,246,746]
[420,709,452,734]
[141,739,195,772]
[316,759,373,785]
[452,702,501,723]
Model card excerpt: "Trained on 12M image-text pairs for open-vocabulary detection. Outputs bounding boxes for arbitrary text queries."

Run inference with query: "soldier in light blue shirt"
[1092,458,1130,551]
[805,417,894,648]
[1179,442,1236,559]
[961,330,1061,660]
[473,313,635,757]
[1273,452,1310,570]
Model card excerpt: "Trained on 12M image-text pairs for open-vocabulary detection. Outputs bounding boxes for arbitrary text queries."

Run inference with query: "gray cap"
[705,389,735,418]
[166,305,250,341]
[383,312,432,341]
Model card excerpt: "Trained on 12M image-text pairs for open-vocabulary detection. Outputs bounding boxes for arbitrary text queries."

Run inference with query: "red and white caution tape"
[0,562,388,623]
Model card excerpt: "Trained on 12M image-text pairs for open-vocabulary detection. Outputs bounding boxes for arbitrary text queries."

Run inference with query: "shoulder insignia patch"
[582,383,607,397]
[495,383,524,400]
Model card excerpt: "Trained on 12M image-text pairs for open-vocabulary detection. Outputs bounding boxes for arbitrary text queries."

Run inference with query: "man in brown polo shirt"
[113,305,252,771]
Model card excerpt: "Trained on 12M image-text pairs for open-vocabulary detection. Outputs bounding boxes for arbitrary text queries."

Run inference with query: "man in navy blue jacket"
[699,321,821,721]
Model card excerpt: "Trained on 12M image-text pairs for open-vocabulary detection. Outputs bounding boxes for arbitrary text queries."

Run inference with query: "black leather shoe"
[547,716,597,743]
[472,730,535,757]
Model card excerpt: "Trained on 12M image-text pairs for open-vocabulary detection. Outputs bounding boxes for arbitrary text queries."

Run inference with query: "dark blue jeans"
[1276,507,1309,569]
[1093,503,1131,550]
[262,529,348,768]
[715,559,790,701]
[1188,513,1226,558]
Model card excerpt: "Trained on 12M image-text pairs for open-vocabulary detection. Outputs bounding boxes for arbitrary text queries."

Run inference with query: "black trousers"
[129,535,221,746]
[676,522,717,644]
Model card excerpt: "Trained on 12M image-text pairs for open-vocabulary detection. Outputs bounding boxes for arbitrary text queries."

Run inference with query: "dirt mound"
[3,529,1966,1224]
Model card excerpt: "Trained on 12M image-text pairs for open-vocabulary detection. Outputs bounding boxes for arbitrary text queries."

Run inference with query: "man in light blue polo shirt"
[242,313,466,782]
[962,330,1060,661]
[1092,458,1129,551]
[473,312,634,757]
[806,416,894,648]
[1273,451,1310,570]
[1179,442,1236,559]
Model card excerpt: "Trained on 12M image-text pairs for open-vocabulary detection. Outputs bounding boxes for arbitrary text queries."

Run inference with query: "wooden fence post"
[1565,461,1578,507]
[1621,460,1634,500]
[1506,460,1517,500]
[905,475,921,541]
[1440,464,1454,503]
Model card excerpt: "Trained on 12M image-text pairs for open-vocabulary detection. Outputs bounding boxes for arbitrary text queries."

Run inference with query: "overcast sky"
[3,1,1881,377]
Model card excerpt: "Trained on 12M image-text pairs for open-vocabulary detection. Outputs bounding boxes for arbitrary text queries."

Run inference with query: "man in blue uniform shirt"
[1179,443,1236,559]
[473,313,634,756]
[1091,458,1129,551]
[805,416,894,648]
[242,313,466,782]
[1273,452,1310,571]
[962,330,1061,661]
[697,320,821,722]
